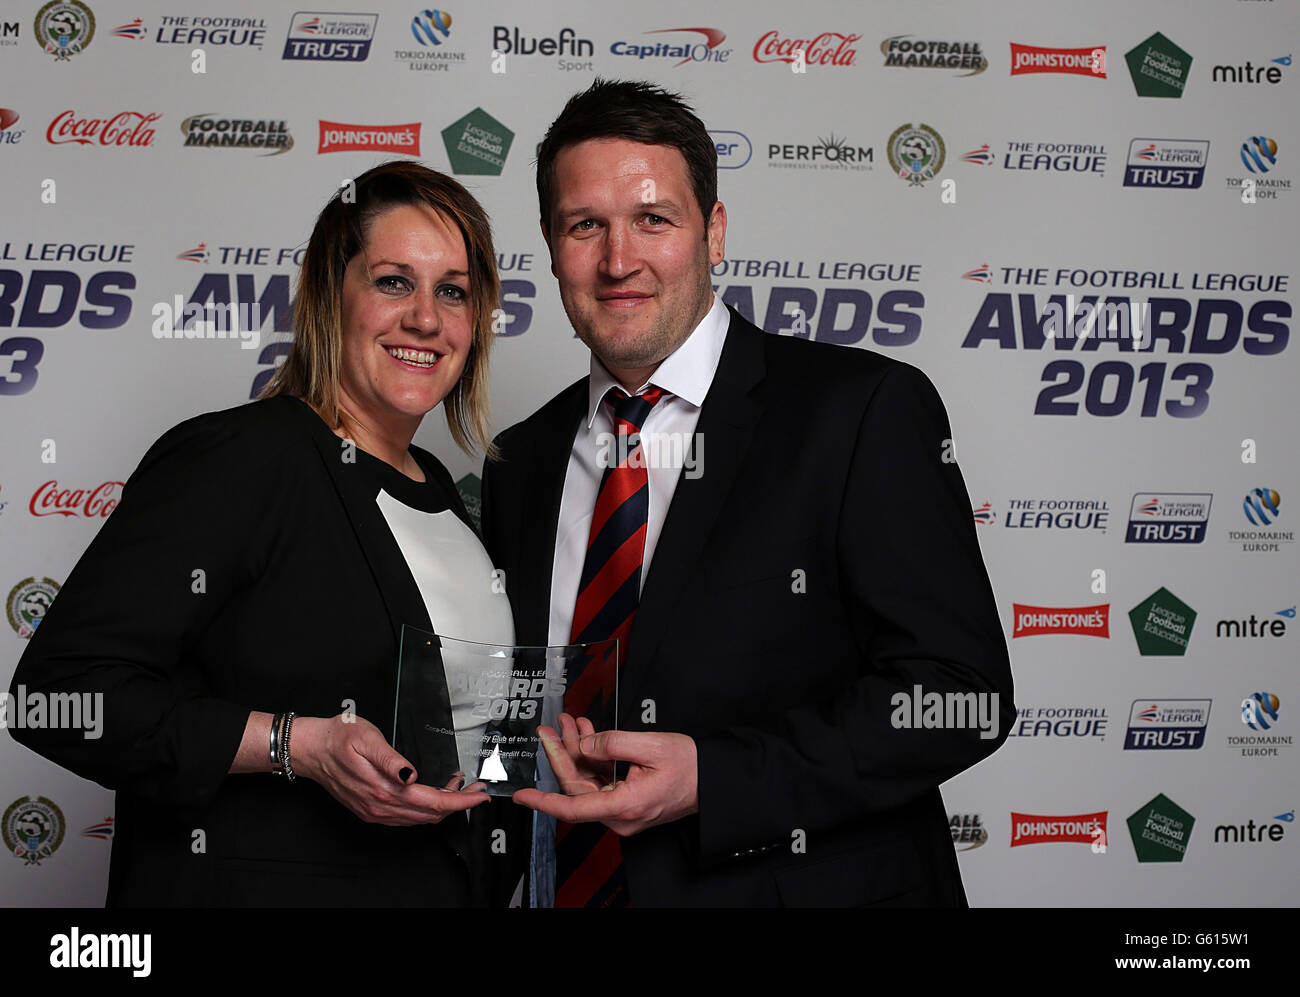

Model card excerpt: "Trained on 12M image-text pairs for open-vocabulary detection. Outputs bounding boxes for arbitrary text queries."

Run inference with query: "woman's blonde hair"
[261,160,499,455]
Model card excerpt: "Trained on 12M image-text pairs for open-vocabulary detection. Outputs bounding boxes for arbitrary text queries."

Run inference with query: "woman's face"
[336,202,474,434]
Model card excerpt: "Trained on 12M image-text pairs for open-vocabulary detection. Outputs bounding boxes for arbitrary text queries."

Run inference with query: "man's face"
[545,138,726,383]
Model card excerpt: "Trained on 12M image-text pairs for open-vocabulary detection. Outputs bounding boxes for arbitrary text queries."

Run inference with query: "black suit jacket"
[8,395,521,906]
[481,308,1014,907]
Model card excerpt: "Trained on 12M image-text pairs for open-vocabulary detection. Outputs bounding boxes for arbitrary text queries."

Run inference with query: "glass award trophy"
[392,625,619,796]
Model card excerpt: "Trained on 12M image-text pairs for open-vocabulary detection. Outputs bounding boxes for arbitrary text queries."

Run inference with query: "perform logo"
[282,12,378,61]
[1125,492,1211,542]
[318,120,419,154]
[1124,700,1211,750]
[1010,43,1106,77]
[1012,603,1109,637]
[1010,811,1107,847]
[1123,139,1209,189]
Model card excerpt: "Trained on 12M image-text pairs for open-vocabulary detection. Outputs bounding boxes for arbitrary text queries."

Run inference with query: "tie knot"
[607,386,667,432]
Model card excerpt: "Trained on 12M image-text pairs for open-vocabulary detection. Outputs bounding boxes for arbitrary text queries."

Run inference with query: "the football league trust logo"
[3,796,66,865]
[888,123,944,186]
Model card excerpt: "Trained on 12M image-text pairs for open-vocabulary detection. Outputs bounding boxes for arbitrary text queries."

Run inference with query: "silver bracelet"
[280,712,297,782]
[269,712,284,774]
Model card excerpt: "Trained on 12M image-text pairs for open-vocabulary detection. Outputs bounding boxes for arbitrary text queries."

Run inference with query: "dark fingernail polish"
[398,766,413,783]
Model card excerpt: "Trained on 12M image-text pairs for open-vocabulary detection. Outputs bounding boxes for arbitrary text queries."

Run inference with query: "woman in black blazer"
[8,161,524,906]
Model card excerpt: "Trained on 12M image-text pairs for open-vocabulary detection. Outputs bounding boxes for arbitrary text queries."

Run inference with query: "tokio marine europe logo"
[887,123,945,186]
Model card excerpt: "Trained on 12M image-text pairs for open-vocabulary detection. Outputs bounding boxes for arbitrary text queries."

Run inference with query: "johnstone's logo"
[282,11,378,61]
[35,1,95,62]
[1125,31,1193,98]
[1124,699,1211,750]
[1010,811,1107,847]
[611,27,731,67]
[46,109,160,147]
[1008,706,1108,739]
[752,29,860,68]
[950,814,988,850]
[710,130,751,169]
[1009,43,1106,77]
[29,479,122,518]
[182,115,293,155]
[318,120,419,154]
[1012,603,1109,638]
[1125,492,1212,543]
[888,123,944,186]
[881,36,986,75]
[1129,587,1197,656]
[1123,139,1209,189]
[767,134,872,171]
[2,796,65,865]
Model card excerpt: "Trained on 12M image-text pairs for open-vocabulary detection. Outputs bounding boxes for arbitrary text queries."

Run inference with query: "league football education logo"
[1129,587,1196,655]
[1125,32,1193,98]
[442,107,513,176]
[34,1,95,62]
[887,123,944,186]
[2,796,66,865]
[1127,793,1194,862]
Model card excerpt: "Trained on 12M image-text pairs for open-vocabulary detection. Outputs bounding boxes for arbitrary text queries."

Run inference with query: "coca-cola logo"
[46,110,161,147]
[753,30,860,67]
[29,480,123,518]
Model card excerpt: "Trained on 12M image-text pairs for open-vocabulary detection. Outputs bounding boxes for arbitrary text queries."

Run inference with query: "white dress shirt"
[530,294,730,907]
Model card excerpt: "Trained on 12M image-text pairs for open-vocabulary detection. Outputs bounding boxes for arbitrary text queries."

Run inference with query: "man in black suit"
[481,79,1013,907]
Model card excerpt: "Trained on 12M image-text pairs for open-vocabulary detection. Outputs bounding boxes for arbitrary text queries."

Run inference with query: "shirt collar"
[584,294,730,428]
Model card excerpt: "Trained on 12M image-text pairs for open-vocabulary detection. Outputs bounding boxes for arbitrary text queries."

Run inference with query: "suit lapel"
[290,399,434,645]
[624,310,767,695]
[510,383,587,648]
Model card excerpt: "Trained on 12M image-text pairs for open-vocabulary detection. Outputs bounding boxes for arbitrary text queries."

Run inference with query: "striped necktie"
[556,385,667,908]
